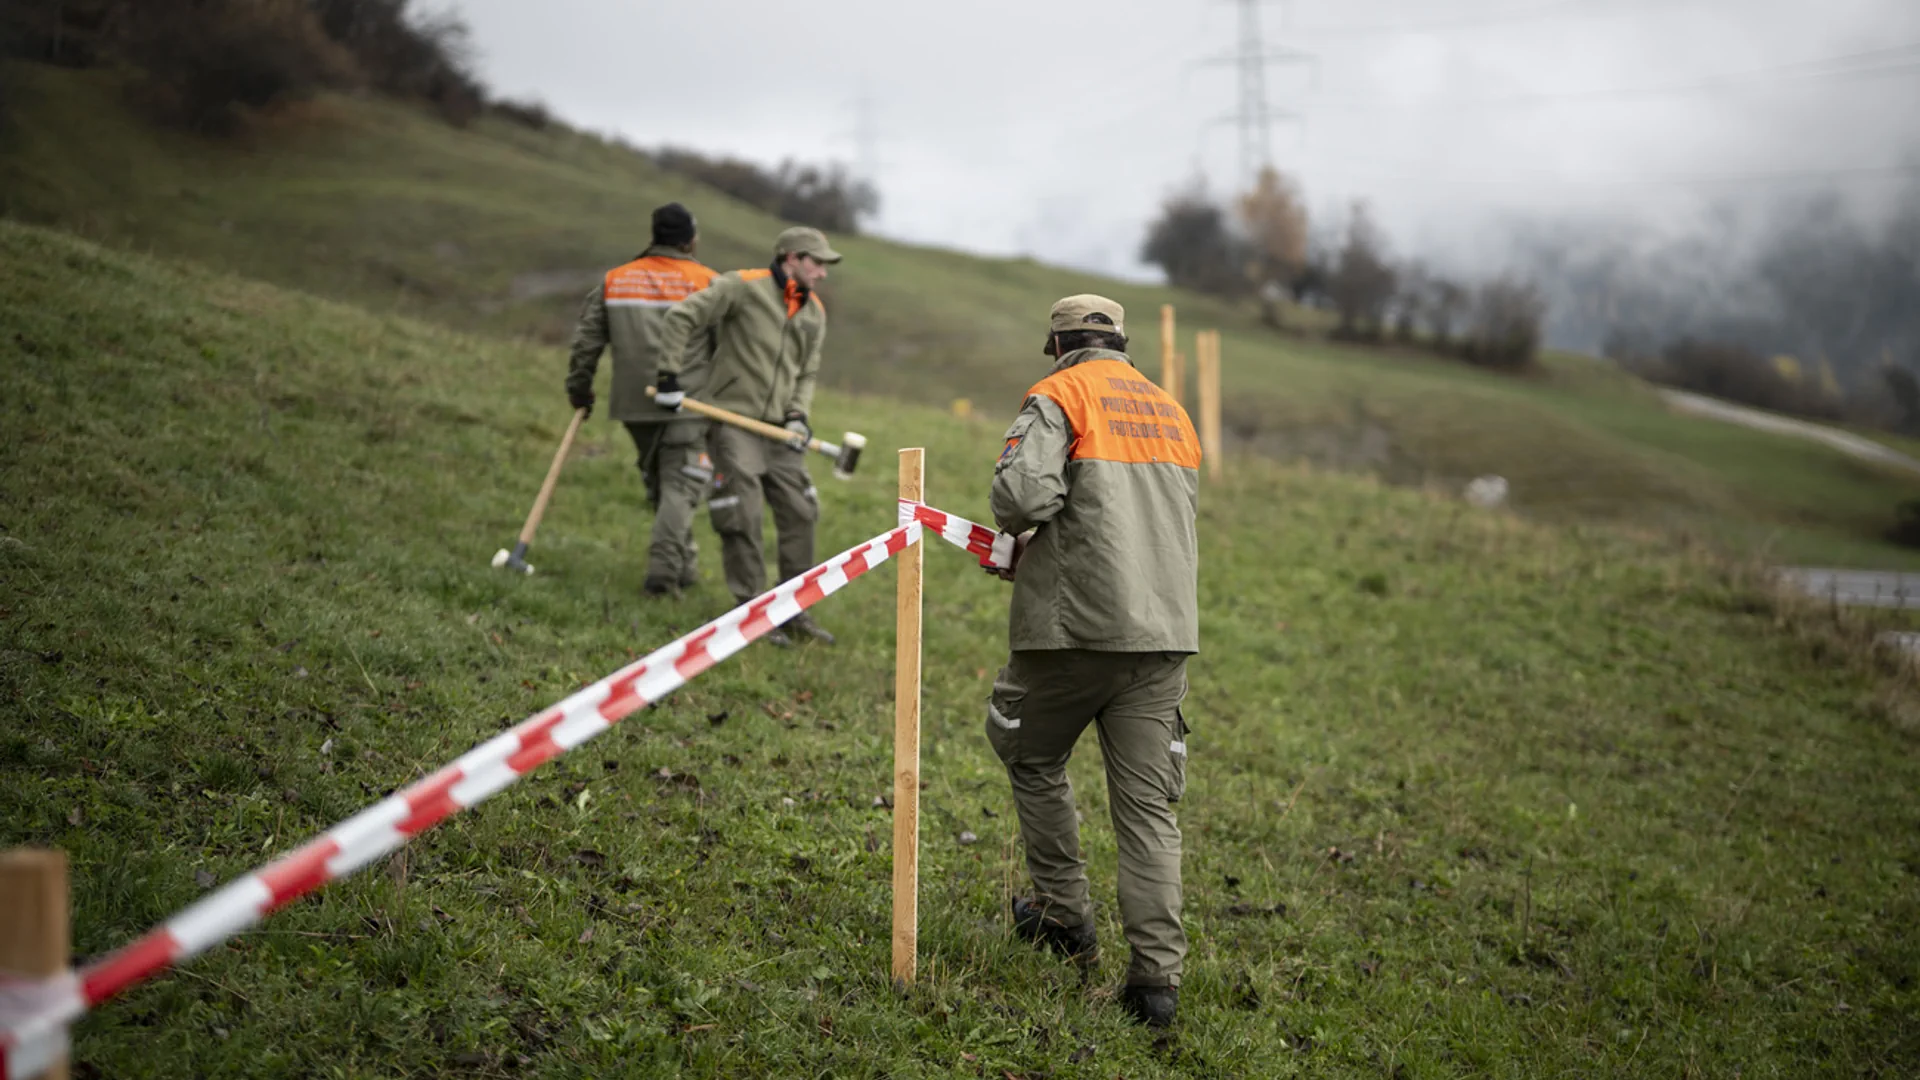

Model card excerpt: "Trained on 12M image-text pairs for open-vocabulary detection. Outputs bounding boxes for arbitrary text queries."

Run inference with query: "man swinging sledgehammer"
[985,294,1202,1028]
[654,226,843,647]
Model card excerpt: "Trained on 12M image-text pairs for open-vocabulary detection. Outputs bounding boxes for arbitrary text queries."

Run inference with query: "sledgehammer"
[644,387,866,479]
[492,406,587,575]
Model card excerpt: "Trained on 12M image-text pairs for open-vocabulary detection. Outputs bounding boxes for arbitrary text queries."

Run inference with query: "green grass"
[7,62,1920,568]
[6,222,1920,1077]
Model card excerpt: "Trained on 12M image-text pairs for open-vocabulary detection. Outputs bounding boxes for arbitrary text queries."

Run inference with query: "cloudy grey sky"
[446,0,1920,280]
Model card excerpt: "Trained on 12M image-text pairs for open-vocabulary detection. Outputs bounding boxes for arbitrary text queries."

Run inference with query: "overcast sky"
[445,0,1920,280]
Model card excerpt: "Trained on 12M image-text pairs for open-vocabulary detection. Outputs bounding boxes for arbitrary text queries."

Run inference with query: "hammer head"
[833,432,866,480]
[492,543,535,575]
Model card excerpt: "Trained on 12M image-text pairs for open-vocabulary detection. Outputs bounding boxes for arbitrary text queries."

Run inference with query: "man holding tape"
[655,225,841,647]
[563,202,718,597]
[985,294,1201,1028]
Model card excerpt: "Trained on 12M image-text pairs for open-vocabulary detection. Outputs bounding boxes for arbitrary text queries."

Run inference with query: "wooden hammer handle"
[645,387,826,451]
[519,407,587,546]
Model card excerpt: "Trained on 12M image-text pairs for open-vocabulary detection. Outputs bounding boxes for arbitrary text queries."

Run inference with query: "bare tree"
[1424,276,1470,351]
[1329,201,1397,339]
[1392,260,1429,344]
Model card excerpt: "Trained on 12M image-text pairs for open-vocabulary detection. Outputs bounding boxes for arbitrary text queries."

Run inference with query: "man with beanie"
[564,203,718,597]
[984,294,1202,1028]
[653,226,840,647]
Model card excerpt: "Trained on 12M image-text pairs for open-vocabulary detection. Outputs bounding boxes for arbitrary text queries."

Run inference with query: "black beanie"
[651,203,696,248]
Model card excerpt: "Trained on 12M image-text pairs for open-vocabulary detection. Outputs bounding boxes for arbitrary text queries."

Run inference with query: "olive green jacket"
[654,266,826,424]
[564,247,719,423]
[991,348,1202,653]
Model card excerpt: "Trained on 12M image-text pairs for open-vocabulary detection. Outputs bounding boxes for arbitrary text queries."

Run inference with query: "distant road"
[1779,568,1920,609]
[1659,389,1920,477]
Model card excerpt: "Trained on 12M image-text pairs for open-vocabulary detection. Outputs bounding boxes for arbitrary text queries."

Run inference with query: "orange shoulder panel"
[604,256,715,304]
[737,268,774,282]
[1029,359,1202,468]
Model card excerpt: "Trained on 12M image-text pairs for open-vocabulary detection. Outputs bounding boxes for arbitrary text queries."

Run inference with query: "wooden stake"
[1,849,70,1080]
[1159,304,1176,394]
[892,449,925,986]
[1198,330,1223,479]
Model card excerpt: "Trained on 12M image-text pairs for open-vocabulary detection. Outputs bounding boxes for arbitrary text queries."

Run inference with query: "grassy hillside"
[5,60,1920,573]
[6,222,1920,1077]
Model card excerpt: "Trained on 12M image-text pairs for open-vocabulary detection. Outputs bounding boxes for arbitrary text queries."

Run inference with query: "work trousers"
[986,649,1190,987]
[623,419,713,590]
[705,424,817,603]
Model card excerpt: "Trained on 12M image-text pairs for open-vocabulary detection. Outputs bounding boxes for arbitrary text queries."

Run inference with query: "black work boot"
[783,611,836,645]
[1010,897,1098,970]
[641,578,678,600]
[761,626,795,648]
[1119,984,1178,1028]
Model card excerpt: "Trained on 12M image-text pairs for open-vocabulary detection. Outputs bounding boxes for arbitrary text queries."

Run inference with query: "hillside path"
[1659,389,1920,476]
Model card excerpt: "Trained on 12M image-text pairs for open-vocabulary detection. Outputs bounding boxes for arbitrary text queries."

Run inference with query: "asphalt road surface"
[1660,389,1920,477]
[1779,568,1920,609]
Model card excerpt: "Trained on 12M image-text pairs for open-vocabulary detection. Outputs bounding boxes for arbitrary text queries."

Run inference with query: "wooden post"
[1159,304,1176,395]
[892,449,925,986]
[1167,351,1186,411]
[1,850,70,1080]
[1198,331,1223,479]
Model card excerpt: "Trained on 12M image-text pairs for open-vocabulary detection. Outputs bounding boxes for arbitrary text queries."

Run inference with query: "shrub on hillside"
[1887,499,1920,549]
[1882,366,1920,433]
[1624,338,1844,419]
[1140,185,1254,299]
[308,0,484,125]
[491,97,555,131]
[1,0,122,68]
[120,0,354,133]
[773,162,878,235]
[1458,277,1546,370]
[655,148,782,212]
[15,0,484,131]
[651,149,878,235]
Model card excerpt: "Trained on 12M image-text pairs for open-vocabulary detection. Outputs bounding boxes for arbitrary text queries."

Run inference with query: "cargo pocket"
[707,491,748,536]
[1166,709,1189,803]
[985,665,1026,765]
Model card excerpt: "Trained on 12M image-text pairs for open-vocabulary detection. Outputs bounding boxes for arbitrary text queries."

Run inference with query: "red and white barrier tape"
[900,499,1015,570]
[0,502,1012,1080]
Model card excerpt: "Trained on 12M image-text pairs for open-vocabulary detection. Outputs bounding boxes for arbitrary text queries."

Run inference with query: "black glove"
[782,411,811,452]
[655,371,685,411]
[568,386,594,417]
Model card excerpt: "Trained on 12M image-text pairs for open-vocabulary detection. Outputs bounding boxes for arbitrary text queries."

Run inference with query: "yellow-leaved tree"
[1236,166,1309,327]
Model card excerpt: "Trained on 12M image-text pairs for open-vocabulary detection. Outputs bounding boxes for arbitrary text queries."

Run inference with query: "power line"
[1307,42,1920,110]
[1314,155,1920,189]
[1288,0,1688,38]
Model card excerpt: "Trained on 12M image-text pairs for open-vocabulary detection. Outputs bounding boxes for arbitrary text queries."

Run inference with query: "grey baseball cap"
[775,226,843,264]
[1048,294,1126,336]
